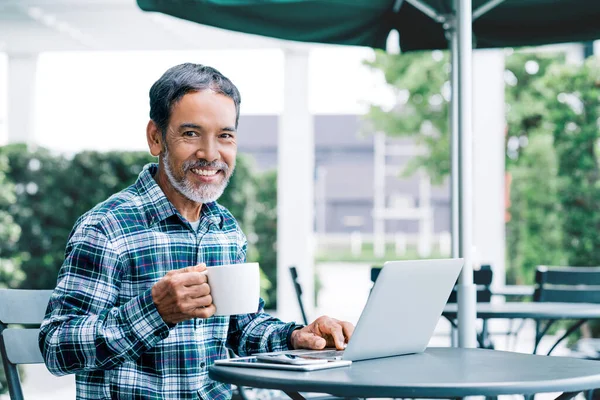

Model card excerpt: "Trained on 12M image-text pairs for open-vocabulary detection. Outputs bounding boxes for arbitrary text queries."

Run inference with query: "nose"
[196,137,220,163]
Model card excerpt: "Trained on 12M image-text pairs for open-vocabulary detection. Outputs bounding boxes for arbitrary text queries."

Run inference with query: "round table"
[209,348,600,399]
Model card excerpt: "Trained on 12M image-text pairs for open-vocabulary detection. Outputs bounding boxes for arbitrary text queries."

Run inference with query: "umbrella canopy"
[137,0,600,52]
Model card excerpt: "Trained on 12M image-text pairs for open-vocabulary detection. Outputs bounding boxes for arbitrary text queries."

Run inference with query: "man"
[39,63,354,400]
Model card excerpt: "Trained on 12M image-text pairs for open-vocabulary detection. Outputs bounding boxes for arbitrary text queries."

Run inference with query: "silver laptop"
[265,258,464,362]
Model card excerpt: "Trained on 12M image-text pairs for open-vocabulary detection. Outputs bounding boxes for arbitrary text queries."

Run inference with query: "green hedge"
[0,144,277,307]
[0,152,23,394]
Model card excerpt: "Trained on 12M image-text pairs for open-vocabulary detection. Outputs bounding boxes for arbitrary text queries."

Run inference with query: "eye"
[220,133,235,139]
[183,131,198,137]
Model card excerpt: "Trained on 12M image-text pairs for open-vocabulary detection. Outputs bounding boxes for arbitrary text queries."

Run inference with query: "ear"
[146,120,163,157]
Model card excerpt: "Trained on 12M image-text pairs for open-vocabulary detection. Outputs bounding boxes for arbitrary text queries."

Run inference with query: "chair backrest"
[0,289,52,400]
[447,265,493,303]
[534,266,600,303]
[370,264,493,304]
[289,266,309,325]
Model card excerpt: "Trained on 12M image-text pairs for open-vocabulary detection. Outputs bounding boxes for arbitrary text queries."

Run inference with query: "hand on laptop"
[290,316,354,350]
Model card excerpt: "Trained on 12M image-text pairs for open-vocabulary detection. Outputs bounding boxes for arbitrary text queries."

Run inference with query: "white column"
[277,47,314,322]
[373,132,386,258]
[472,49,506,289]
[565,43,585,65]
[417,172,432,257]
[7,53,38,144]
[316,166,327,236]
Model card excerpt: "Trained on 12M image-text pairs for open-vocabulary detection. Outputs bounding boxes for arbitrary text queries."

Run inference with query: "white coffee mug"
[201,262,260,316]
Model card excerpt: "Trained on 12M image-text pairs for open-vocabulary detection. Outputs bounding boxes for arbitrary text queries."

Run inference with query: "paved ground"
[2,262,588,400]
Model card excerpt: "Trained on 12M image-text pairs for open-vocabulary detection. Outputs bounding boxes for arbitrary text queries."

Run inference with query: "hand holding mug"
[151,263,215,324]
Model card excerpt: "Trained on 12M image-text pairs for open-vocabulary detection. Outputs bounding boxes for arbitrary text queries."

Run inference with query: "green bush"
[0,145,278,307]
[539,57,600,266]
[0,152,24,395]
[0,145,157,289]
[0,153,23,287]
[504,52,567,284]
[253,170,277,308]
[505,135,565,284]
[505,54,600,284]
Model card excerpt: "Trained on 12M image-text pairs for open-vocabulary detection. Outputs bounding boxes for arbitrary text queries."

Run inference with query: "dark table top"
[209,348,600,398]
[443,302,600,320]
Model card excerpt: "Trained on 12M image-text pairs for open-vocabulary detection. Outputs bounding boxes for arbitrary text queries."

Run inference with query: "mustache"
[183,159,229,172]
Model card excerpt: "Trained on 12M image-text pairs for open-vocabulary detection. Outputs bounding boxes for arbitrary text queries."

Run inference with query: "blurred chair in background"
[534,265,600,355]
[0,289,52,400]
[533,265,600,400]
[289,266,309,325]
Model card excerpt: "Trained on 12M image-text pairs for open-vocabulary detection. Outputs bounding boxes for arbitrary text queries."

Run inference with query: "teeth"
[191,168,218,177]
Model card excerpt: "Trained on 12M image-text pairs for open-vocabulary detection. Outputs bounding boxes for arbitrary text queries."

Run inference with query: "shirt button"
[200,362,206,368]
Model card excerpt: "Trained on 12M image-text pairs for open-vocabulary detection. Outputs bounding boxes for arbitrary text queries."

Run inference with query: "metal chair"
[289,266,309,325]
[533,266,600,400]
[533,265,600,355]
[0,289,52,400]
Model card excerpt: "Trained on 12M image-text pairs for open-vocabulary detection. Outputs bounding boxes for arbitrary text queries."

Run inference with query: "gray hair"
[149,63,241,139]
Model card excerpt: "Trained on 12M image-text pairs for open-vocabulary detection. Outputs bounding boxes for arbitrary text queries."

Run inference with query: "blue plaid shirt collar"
[136,163,223,229]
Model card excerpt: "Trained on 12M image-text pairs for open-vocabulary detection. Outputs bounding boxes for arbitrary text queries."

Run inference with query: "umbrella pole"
[453,0,477,349]
[410,0,477,349]
[449,17,460,268]
[408,0,505,349]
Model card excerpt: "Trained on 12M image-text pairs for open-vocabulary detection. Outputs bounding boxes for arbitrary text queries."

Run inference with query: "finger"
[187,283,211,298]
[195,294,212,308]
[322,321,346,350]
[179,292,212,310]
[297,332,327,350]
[171,264,207,275]
[341,321,355,343]
[176,272,208,287]
[192,304,216,319]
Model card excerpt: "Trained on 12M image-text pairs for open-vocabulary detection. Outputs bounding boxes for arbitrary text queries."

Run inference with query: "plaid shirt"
[39,163,296,400]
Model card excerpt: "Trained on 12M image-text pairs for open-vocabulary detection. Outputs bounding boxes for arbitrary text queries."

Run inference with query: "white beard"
[162,148,234,204]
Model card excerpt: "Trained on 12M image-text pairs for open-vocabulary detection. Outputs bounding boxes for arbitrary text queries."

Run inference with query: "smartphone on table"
[255,353,329,365]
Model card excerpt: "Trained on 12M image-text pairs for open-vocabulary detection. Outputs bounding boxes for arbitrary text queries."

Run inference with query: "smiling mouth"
[190,168,221,177]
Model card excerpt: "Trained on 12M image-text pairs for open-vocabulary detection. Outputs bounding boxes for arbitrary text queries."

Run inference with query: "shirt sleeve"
[38,223,171,376]
[226,298,298,356]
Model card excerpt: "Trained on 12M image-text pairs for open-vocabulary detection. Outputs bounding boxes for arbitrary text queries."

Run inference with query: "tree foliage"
[539,57,600,266]
[364,50,450,184]
[0,154,23,288]
[505,54,600,278]
[363,48,600,285]
[504,52,563,165]
[504,52,567,283]
[505,134,565,284]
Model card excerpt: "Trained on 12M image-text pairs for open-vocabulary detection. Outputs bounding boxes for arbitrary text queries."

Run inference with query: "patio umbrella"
[136,0,600,51]
[137,0,600,348]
